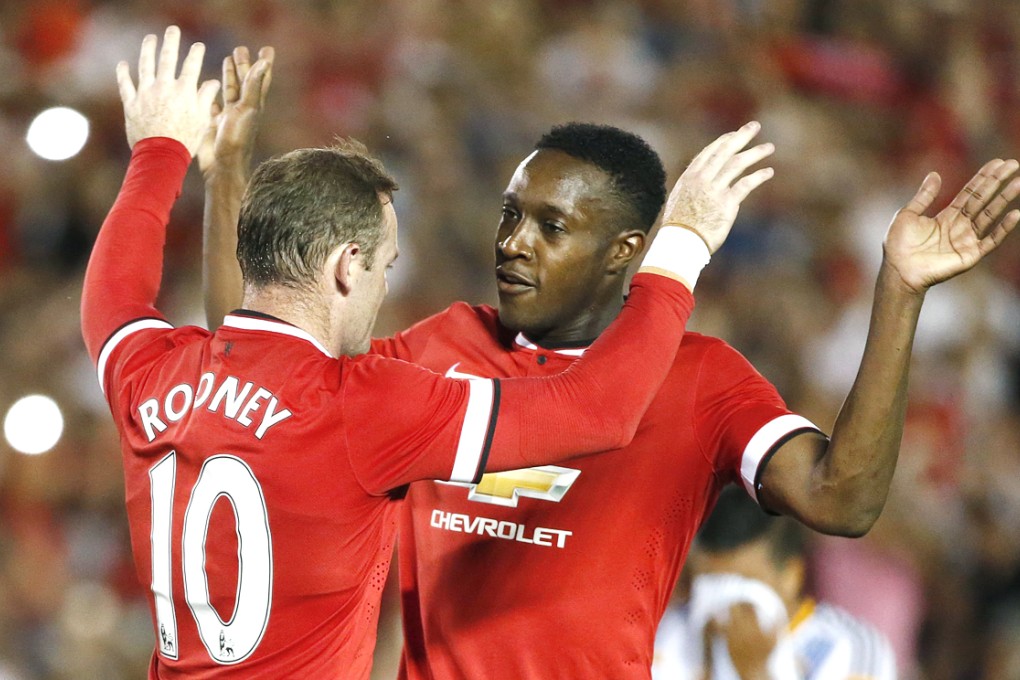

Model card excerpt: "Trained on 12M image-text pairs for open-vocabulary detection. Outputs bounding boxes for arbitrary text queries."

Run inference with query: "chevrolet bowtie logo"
[441,364,580,507]
[441,466,581,507]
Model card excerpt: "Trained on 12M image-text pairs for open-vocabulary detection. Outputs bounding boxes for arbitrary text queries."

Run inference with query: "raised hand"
[884,159,1020,294]
[116,26,220,156]
[197,45,275,180]
[662,121,775,254]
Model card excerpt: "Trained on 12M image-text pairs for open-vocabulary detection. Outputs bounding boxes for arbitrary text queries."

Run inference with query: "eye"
[543,221,566,234]
[501,206,520,221]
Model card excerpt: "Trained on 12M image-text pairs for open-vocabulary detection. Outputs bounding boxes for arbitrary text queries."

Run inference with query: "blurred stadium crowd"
[0,1,1018,678]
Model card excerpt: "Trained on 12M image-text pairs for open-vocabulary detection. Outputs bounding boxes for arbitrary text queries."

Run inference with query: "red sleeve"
[80,137,191,365]
[692,341,824,498]
[369,308,451,361]
[345,273,696,493]
[371,324,434,364]
[368,336,408,360]
[489,273,695,470]
[342,356,476,494]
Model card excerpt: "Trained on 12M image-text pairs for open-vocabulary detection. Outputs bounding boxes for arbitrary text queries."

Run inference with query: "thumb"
[198,79,222,118]
[903,171,942,216]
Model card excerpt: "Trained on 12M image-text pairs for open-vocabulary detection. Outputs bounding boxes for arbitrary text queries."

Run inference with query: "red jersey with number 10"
[374,304,823,680]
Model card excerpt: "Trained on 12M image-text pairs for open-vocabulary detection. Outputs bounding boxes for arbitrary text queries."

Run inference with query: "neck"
[242,285,337,356]
[523,286,625,348]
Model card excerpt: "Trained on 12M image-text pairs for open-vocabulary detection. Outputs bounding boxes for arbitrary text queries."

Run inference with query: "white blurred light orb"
[26,107,90,161]
[4,395,64,455]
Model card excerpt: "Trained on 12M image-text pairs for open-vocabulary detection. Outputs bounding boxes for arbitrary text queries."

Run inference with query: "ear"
[332,243,361,295]
[606,230,646,274]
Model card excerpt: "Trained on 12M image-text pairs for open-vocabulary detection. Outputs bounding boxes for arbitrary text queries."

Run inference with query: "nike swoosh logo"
[445,362,485,380]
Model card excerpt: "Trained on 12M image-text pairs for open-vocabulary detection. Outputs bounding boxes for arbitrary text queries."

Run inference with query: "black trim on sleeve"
[471,378,501,484]
[753,427,828,513]
[99,316,169,357]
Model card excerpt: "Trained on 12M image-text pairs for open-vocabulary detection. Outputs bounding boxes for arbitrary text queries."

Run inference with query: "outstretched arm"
[760,159,1020,536]
[81,27,221,362]
[198,46,274,328]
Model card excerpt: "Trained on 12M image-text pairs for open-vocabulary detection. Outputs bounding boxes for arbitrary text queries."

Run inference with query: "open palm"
[197,46,274,179]
[885,159,1020,294]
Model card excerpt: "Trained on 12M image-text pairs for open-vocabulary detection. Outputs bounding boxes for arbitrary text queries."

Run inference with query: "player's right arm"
[196,48,432,361]
[81,27,222,364]
[198,46,274,329]
[346,124,777,492]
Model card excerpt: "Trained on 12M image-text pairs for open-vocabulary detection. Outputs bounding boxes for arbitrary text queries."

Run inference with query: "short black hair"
[535,123,666,233]
[696,486,804,566]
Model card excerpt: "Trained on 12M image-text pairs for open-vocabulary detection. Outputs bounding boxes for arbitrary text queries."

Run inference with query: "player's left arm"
[759,159,1020,536]
[81,27,222,363]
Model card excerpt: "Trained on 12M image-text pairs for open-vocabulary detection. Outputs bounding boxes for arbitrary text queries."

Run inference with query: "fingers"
[116,60,136,105]
[729,166,775,203]
[222,55,241,104]
[903,171,943,216]
[204,98,223,141]
[685,132,730,174]
[975,173,1020,236]
[179,41,206,90]
[979,208,1020,257]
[257,46,275,108]
[137,33,158,87]
[121,25,220,156]
[156,25,182,82]
[223,46,274,107]
[239,56,272,108]
[697,121,763,178]
[962,159,1016,220]
[198,79,222,117]
[717,141,775,188]
[233,46,252,81]
[947,158,1001,218]
[941,159,1019,242]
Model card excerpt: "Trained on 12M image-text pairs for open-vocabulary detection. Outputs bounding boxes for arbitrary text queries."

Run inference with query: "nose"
[497,221,534,260]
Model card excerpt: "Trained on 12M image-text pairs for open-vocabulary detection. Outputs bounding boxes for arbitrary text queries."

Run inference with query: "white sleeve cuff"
[638,226,711,289]
[740,414,823,501]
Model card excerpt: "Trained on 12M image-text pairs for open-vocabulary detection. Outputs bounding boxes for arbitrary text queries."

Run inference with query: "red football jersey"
[81,138,698,679]
[374,303,823,680]
[97,314,502,678]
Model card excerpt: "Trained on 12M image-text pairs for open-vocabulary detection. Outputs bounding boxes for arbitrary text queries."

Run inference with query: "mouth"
[495,267,536,294]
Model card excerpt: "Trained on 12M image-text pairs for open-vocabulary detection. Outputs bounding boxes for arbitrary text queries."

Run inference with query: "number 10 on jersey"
[149,452,273,664]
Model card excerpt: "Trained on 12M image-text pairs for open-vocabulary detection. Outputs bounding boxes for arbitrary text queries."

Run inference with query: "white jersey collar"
[223,313,333,358]
[513,333,588,357]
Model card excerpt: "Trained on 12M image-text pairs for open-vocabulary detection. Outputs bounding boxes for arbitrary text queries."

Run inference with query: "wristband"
[637,225,711,290]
